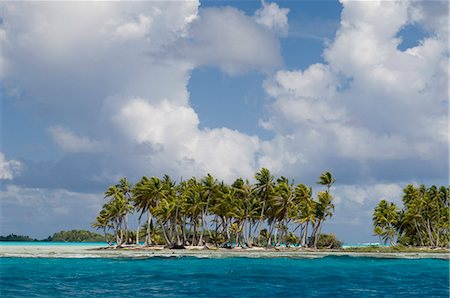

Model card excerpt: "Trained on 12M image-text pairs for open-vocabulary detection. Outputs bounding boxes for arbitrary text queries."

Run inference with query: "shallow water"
[1,256,448,297]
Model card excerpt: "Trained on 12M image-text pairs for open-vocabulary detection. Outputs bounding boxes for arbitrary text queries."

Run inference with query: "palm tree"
[373,199,398,245]
[94,169,346,249]
[198,174,219,245]
[254,168,275,246]
[92,209,112,245]
[271,177,295,245]
[184,177,204,245]
[115,178,132,243]
[104,185,134,246]
[316,171,336,192]
[311,171,336,248]
[132,176,167,246]
[294,183,315,247]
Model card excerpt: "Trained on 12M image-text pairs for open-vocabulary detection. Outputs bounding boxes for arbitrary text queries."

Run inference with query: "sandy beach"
[1,244,449,260]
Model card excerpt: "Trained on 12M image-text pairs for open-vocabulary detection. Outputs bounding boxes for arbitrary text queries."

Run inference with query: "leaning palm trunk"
[145,211,152,246]
[313,220,323,248]
[136,218,141,245]
[160,221,171,246]
[274,226,279,246]
[242,222,246,247]
[301,221,309,247]
[199,210,206,245]
[192,219,198,245]
[267,221,275,247]
[247,221,253,247]
[257,201,266,245]
[182,216,187,244]
[124,214,129,244]
[426,218,435,247]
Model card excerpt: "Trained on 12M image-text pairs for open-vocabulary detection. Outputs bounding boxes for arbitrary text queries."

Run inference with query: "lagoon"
[1,255,449,297]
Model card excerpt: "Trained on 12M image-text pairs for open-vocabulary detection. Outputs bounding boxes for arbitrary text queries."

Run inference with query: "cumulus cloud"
[48,126,103,153]
[254,0,290,36]
[113,14,154,41]
[175,6,283,74]
[0,0,283,184]
[260,0,448,182]
[0,152,21,180]
[111,98,261,182]
[334,183,404,206]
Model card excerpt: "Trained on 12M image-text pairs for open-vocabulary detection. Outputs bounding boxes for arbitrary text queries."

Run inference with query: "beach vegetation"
[315,233,342,249]
[372,184,449,248]
[93,169,337,248]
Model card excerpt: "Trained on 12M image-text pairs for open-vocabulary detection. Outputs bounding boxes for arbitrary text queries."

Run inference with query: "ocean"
[1,253,448,297]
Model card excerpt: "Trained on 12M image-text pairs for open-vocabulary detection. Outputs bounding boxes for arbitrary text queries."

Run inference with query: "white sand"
[1,244,449,259]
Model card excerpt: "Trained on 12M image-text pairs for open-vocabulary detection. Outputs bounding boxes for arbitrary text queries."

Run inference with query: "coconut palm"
[310,172,336,248]
[198,174,219,245]
[254,168,275,245]
[132,176,167,246]
[294,183,315,247]
[373,199,399,245]
[316,171,336,192]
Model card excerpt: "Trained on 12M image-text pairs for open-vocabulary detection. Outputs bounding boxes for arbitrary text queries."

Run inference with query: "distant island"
[0,230,106,242]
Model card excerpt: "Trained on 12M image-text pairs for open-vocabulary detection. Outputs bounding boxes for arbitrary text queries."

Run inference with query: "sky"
[0,0,448,243]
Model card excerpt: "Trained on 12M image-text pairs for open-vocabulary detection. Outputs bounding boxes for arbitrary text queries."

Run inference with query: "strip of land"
[1,245,448,259]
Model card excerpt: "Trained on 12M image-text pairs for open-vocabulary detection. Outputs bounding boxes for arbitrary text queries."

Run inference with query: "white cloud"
[111,98,261,182]
[254,0,289,36]
[260,0,448,176]
[113,14,154,41]
[48,126,103,153]
[0,152,21,180]
[334,183,404,206]
[177,6,283,74]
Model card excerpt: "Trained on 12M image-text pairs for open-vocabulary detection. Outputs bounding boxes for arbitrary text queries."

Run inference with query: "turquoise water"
[0,242,108,246]
[0,256,448,297]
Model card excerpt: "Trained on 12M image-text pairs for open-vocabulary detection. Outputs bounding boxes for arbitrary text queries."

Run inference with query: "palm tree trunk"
[226,219,231,243]
[199,210,206,245]
[313,220,323,248]
[182,216,187,245]
[426,218,435,247]
[146,211,152,246]
[248,221,253,247]
[124,214,129,244]
[160,221,171,246]
[193,219,198,246]
[301,221,309,247]
[274,226,279,246]
[414,220,424,246]
[136,218,141,245]
[257,201,266,245]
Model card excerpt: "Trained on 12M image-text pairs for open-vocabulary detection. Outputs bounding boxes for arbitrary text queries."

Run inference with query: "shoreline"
[1,244,449,260]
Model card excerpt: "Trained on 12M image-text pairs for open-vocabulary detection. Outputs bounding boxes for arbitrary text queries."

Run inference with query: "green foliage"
[94,170,336,249]
[373,199,399,245]
[315,233,342,249]
[373,184,449,248]
[0,234,36,241]
[50,230,106,242]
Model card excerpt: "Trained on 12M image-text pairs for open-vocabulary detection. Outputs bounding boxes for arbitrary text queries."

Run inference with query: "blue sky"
[0,0,448,242]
